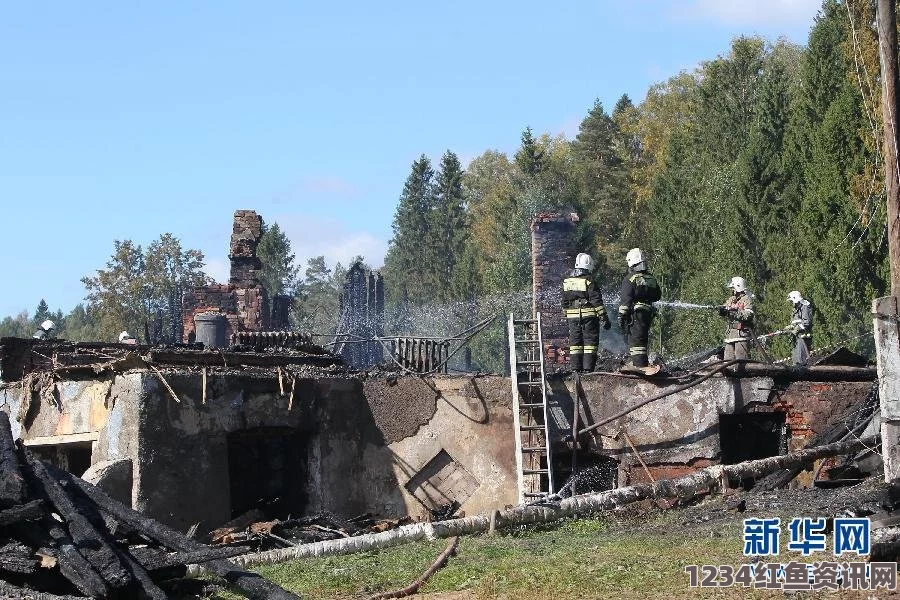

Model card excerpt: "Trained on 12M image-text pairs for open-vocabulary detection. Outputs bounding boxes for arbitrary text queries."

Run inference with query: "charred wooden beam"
[0,411,26,508]
[0,579,89,600]
[147,349,339,369]
[47,465,300,600]
[0,539,37,574]
[20,445,132,593]
[41,514,111,599]
[116,547,169,600]
[0,499,44,526]
[136,545,252,572]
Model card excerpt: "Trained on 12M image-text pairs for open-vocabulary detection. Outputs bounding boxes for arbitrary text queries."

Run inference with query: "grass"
[194,513,883,599]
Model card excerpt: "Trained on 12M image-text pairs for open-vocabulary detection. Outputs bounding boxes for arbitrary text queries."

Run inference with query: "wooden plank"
[22,432,99,447]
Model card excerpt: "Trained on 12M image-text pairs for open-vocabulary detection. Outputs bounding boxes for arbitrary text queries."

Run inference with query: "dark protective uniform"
[563,269,610,372]
[719,292,754,360]
[790,299,813,366]
[618,269,661,368]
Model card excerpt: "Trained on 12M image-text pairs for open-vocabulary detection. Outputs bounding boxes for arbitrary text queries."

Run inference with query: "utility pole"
[875,0,900,482]
[879,0,900,292]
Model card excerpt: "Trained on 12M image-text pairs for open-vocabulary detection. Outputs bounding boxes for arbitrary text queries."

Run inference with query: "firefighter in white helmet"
[718,276,754,361]
[787,290,813,366]
[562,253,610,372]
[32,320,55,340]
[618,248,661,370]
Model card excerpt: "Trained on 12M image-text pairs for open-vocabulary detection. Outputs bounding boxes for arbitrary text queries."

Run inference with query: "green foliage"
[257,222,301,298]
[81,235,210,344]
[292,256,343,336]
[0,312,30,338]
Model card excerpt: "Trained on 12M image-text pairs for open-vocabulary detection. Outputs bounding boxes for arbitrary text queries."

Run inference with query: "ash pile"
[0,411,298,600]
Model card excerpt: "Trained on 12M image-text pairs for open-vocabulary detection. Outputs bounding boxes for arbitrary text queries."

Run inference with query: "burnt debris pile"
[208,510,411,551]
[0,336,341,384]
[0,411,299,600]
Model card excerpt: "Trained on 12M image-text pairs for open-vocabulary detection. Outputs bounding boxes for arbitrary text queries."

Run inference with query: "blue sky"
[0,0,821,317]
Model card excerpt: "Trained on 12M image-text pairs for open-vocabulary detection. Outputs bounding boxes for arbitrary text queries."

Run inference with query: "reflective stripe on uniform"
[563,278,589,292]
[583,345,597,352]
[634,302,654,311]
[569,345,584,354]
[629,346,647,355]
[565,307,599,318]
[618,305,630,315]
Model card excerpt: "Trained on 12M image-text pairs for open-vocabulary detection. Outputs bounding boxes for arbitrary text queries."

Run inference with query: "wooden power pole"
[879,0,900,294]
[876,0,900,482]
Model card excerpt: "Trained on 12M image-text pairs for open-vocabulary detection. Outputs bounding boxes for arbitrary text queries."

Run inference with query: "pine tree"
[429,151,468,301]
[32,300,51,329]
[514,127,546,177]
[573,100,628,278]
[382,156,435,305]
[257,222,301,298]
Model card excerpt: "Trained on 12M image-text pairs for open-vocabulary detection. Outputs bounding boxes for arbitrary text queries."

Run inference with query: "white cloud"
[674,0,820,28]
[275,214,388,271]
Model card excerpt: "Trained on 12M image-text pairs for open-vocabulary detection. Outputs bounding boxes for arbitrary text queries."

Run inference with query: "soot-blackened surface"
[362,377,438,443]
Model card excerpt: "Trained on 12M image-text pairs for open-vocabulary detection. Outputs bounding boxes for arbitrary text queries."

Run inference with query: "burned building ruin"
[334,263,384,367]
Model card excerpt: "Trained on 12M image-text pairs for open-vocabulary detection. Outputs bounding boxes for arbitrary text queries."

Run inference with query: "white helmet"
[726,276,747,293]
[626,248,644,268]
[574,253,594,271]
[118,331,133,342]
[788,290,803,304]
[40,320,55,332]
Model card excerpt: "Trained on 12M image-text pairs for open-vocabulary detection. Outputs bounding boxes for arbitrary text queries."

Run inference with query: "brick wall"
[531,212,579,367]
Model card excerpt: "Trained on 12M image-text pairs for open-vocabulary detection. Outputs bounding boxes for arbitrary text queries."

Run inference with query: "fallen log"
[0,411,26,507]
[0,499,44,526]
[46,465,300,600]
[20,444,132,591]
[220,436,878,569]
[366,536,458,600]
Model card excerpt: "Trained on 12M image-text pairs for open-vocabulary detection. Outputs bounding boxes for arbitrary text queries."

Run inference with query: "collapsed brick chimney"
[182,210,272,342]
[531,212,579,368]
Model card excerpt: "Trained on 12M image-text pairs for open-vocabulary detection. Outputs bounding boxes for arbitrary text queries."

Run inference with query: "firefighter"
[32,320,55,340]
[718,276,754,361]
[618,248,661,370]
[787,290,813,366]
[563,253,610,372]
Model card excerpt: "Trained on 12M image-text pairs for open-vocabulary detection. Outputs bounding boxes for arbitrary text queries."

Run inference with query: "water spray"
[653,300,720,310]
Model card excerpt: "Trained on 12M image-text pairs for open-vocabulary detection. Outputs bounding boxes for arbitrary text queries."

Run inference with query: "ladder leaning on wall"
[507,312,554,503]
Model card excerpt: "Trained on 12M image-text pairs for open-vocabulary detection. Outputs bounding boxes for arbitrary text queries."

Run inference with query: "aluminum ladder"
[507,312,554,503]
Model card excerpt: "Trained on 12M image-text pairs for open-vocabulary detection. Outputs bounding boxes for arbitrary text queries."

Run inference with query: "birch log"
[218,435,878,570]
